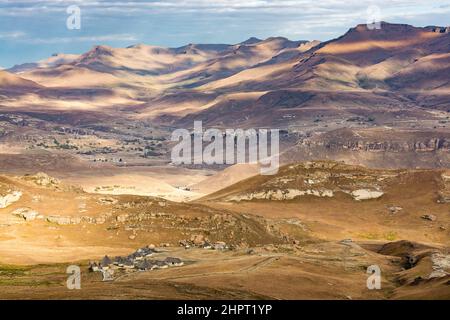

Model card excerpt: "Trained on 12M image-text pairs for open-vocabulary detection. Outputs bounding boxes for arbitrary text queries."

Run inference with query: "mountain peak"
[76,45,115,65]
[90,45,114,55]
[241,37,262,45]
[265,36,289,41]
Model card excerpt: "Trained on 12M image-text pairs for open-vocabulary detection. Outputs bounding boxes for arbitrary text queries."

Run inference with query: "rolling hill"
[0,70,42,91]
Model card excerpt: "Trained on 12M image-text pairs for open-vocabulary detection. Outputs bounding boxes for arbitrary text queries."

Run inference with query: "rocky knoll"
[214,161,390,202]
[202,161,449,208]
[0,172,287,247]
[21,172,61,188]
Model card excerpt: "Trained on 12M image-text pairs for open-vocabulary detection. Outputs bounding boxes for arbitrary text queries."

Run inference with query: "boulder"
[421,214,437,221]
[388,206,403,214]
[98,197,117,205]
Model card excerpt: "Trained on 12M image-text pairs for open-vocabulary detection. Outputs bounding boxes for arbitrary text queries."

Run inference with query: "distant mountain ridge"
[1,22,449,126]
[8,53,79,74]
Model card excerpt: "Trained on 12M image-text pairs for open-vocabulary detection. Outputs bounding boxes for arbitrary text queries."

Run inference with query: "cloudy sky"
[0,0,449,68]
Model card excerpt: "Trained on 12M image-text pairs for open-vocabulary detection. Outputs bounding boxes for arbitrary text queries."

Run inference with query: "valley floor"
[0,244,448,300]
[0,160,448,299]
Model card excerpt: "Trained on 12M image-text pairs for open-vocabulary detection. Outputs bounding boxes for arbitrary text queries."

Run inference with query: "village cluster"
[89,246,184,274]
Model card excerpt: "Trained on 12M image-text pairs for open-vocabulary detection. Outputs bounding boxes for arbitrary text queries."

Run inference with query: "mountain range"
[1,22,450,168]
[1,23,449,119]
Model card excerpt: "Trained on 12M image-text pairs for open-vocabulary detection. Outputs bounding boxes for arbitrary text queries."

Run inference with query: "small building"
[89,262,99,272]
[150,260,169,269]
[136,259,152,271]
[139,246,156,257]
[165,257,184,267]
[123,259,135,269]
[213,242,227,250]
[202,242,212,250]
[113,256,127,267]
[127,252,141,262]
[133,253,145,261]
[100,255,113,269]
[133,247,155,260]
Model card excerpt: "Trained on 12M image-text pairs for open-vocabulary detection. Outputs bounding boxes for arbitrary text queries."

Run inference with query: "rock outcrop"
[46,215,72,225]
[438,173,450,203]
[302,137,450,153]
[22,172,60,188]
[46,214,110,225]
[351,189,384,201]
[0,191,22,208]
[429,253,450,279]
[12,207,40,221]
[229,189,334,201]
[421,214,437,222]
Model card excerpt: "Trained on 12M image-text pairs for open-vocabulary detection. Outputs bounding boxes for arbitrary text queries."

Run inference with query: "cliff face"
[298,128,450,153]
[279,129,450,169]
[302,138,450,153]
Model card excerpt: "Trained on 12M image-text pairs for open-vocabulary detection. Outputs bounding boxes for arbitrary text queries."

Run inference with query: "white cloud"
[0,31,26,39]
[0,0,449,37]
[0,1,448,46]
[1,0,450,15]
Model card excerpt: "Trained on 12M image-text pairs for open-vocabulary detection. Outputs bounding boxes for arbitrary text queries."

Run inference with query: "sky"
[0,0,449,68]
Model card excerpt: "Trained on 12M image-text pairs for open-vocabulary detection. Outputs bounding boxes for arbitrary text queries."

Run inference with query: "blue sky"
[0,0,449,68]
